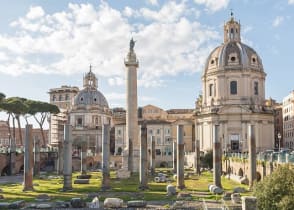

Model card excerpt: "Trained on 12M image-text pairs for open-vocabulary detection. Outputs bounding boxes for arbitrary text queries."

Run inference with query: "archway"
[238,168,244,177]
[256,172,262,182]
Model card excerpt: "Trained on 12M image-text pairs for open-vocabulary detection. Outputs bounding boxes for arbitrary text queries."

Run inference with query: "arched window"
[209,84,213,96]
[52,95,56,101]
[230,81,237,95]
[254,81,259,95]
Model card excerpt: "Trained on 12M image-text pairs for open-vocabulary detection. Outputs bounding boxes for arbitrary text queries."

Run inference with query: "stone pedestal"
[63,124,73,191]
[139,125,148,190]
[34,137,40,177]
[242,196,257,210]
[248,125,256,189]
[102,125,110,190]
[213,125,222,188]
[23,124,34,191]
[177,125,185,190]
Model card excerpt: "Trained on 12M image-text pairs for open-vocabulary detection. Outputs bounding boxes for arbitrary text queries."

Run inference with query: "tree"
[202,150,213,169]
[26,100,59,146]
[253,165,294,210]
[0,92,5,102]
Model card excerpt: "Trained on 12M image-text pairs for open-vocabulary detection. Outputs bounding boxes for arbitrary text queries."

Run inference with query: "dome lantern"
[83,64,98,90]
[224,11,241,43]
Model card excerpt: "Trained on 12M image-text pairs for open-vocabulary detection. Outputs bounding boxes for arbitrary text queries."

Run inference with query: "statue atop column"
[130,38,135,52]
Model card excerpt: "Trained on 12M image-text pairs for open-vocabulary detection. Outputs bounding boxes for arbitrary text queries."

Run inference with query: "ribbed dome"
[73,89,109,108]
[204,41,263,75]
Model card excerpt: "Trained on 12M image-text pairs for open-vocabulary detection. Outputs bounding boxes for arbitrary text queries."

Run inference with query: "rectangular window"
[157,129,160,134]
[157,137,161,145]
[254,81,258,95]
[230,81,237,95]
[209,84,213,96]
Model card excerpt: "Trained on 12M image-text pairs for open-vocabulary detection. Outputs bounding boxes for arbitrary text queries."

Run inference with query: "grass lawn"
[0,169,252,202]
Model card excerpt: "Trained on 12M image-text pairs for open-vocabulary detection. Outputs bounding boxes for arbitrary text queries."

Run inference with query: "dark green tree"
[253,165,294,210]
[26,100,59,146]
[0,92,5,102]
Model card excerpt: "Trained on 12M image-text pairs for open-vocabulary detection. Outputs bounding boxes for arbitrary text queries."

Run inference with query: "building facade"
[195,15,274,152]
[282,91,294,149]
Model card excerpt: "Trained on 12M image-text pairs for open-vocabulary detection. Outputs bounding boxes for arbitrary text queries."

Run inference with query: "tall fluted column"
[213,124,222,188]
[102,124,110,190]
[177,125,185,190]
[150,136,156,175]
[125,38,139,173]
[23,124,34,191]
[195,140,200,174]
[63,124,73,191]
[139,124,148,190]
[248,124,256,189]
[173,140,177,173]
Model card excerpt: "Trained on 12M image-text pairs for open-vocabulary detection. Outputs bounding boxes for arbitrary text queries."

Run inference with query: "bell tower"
[224,11,241,43]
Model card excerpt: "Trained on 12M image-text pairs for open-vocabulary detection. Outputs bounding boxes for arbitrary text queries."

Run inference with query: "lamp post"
[277,132,281,152]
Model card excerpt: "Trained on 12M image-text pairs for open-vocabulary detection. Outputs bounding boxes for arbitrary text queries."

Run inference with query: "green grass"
[0,170,252,202]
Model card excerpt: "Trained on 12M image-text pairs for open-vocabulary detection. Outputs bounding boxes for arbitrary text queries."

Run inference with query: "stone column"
[150,136,155,175]
[80,138,87,175]
[177,125,185,190]
[213,124,222,188]
[242,196,257,210]
[102,124,110,190]
[139,125,148,190]
[57,141,63,175]
[23,124,34,191]
[195,140,200,175]
[173,140,177,173]
[9,136,16,175]
[63,124,73,191]
[248,124,256,189]
[34,137,40,177]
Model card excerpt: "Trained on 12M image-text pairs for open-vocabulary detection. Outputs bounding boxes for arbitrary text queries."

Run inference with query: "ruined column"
[195,139,200,175]
[34,137,40,177]
[248,124,256,189]
[80,137,87,175]
[177,125,185,190]
[102,124,110,190]
[57,141,63,175]
[150,136,155,175]
[63,124,73,191]
[139,125,148,190]
[173,140,177,173]
[9,135,16,175]
[23,124,34,191]
[213,124,222,188]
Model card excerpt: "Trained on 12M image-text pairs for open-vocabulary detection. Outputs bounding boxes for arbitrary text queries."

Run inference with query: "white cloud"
[194,0,230,12]
[272,16,284,27]
[288,0,294,5]
[0,1,220,88]
[26,6,45,20]
[147,0,159,6]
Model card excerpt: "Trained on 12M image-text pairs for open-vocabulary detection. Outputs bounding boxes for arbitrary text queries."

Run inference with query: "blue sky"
[0,0,294,114]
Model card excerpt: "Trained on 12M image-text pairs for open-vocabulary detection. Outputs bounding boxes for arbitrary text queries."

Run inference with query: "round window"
[252,58,256,63]
[231,56,236,62]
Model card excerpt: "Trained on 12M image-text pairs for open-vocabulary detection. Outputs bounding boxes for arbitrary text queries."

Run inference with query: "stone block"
[0,203,10,209]
[104,198,123,208]
[127,200,147,208]
[177,193,192,200]
[74,179,89,184]
[35,203,53,209]
[209,185,223,194]
[242,196,257,210]
[240,177,249,185]
[222,192,232,201]
[231,193,241,204]
[35,194,51,202]
[233,187,246,193]
[116,169,131,179]
[70,197,86,208]
[55,201,70,208]
[89,196,100,209]
[77,174,91,179]
[154,177,160,183]
[166,184,177,196]
[8,200,26,209]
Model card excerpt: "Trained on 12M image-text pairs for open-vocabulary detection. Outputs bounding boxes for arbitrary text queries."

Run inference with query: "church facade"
[195,15,274,152]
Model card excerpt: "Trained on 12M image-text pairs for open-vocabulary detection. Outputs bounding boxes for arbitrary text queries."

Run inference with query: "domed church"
[69,67,112,155]
[195,14,274,152]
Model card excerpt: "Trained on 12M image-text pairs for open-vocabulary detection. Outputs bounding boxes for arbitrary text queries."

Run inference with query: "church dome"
[204,15,263,75]
[73,89,109,108]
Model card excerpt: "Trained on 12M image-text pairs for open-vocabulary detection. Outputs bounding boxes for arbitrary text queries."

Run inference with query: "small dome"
[73,89,109,108]
[204,41,263,75]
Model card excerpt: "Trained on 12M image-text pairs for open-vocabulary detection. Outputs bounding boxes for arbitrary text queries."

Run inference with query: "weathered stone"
[154,177,160,183]
[231,193,241,204]
[89,197,100,209]
[116,169,131,179]
[77,174,91,179]
[36,203,53,209]
[184,173,190,179]
[70,198,86,208]
[222,192,232,201]
[55,201,70,208]
[87,193,100,199]
[166,184,177,196]
[104,198,123,208]
[209,185,223,194]
[0,203,10,209]
[35,194,51,202]
[127,200,147,208]
[74,179,89,184]
[233,187,246,193]
[173,174,177,180]
[242,196,257,210]
[240,177,249,185]
[8,200,26,209]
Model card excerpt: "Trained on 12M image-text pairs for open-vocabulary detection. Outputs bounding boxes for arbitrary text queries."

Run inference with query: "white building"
[282,91,294,149]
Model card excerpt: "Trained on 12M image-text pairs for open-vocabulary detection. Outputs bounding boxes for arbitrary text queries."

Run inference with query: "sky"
[0,0,294,116]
